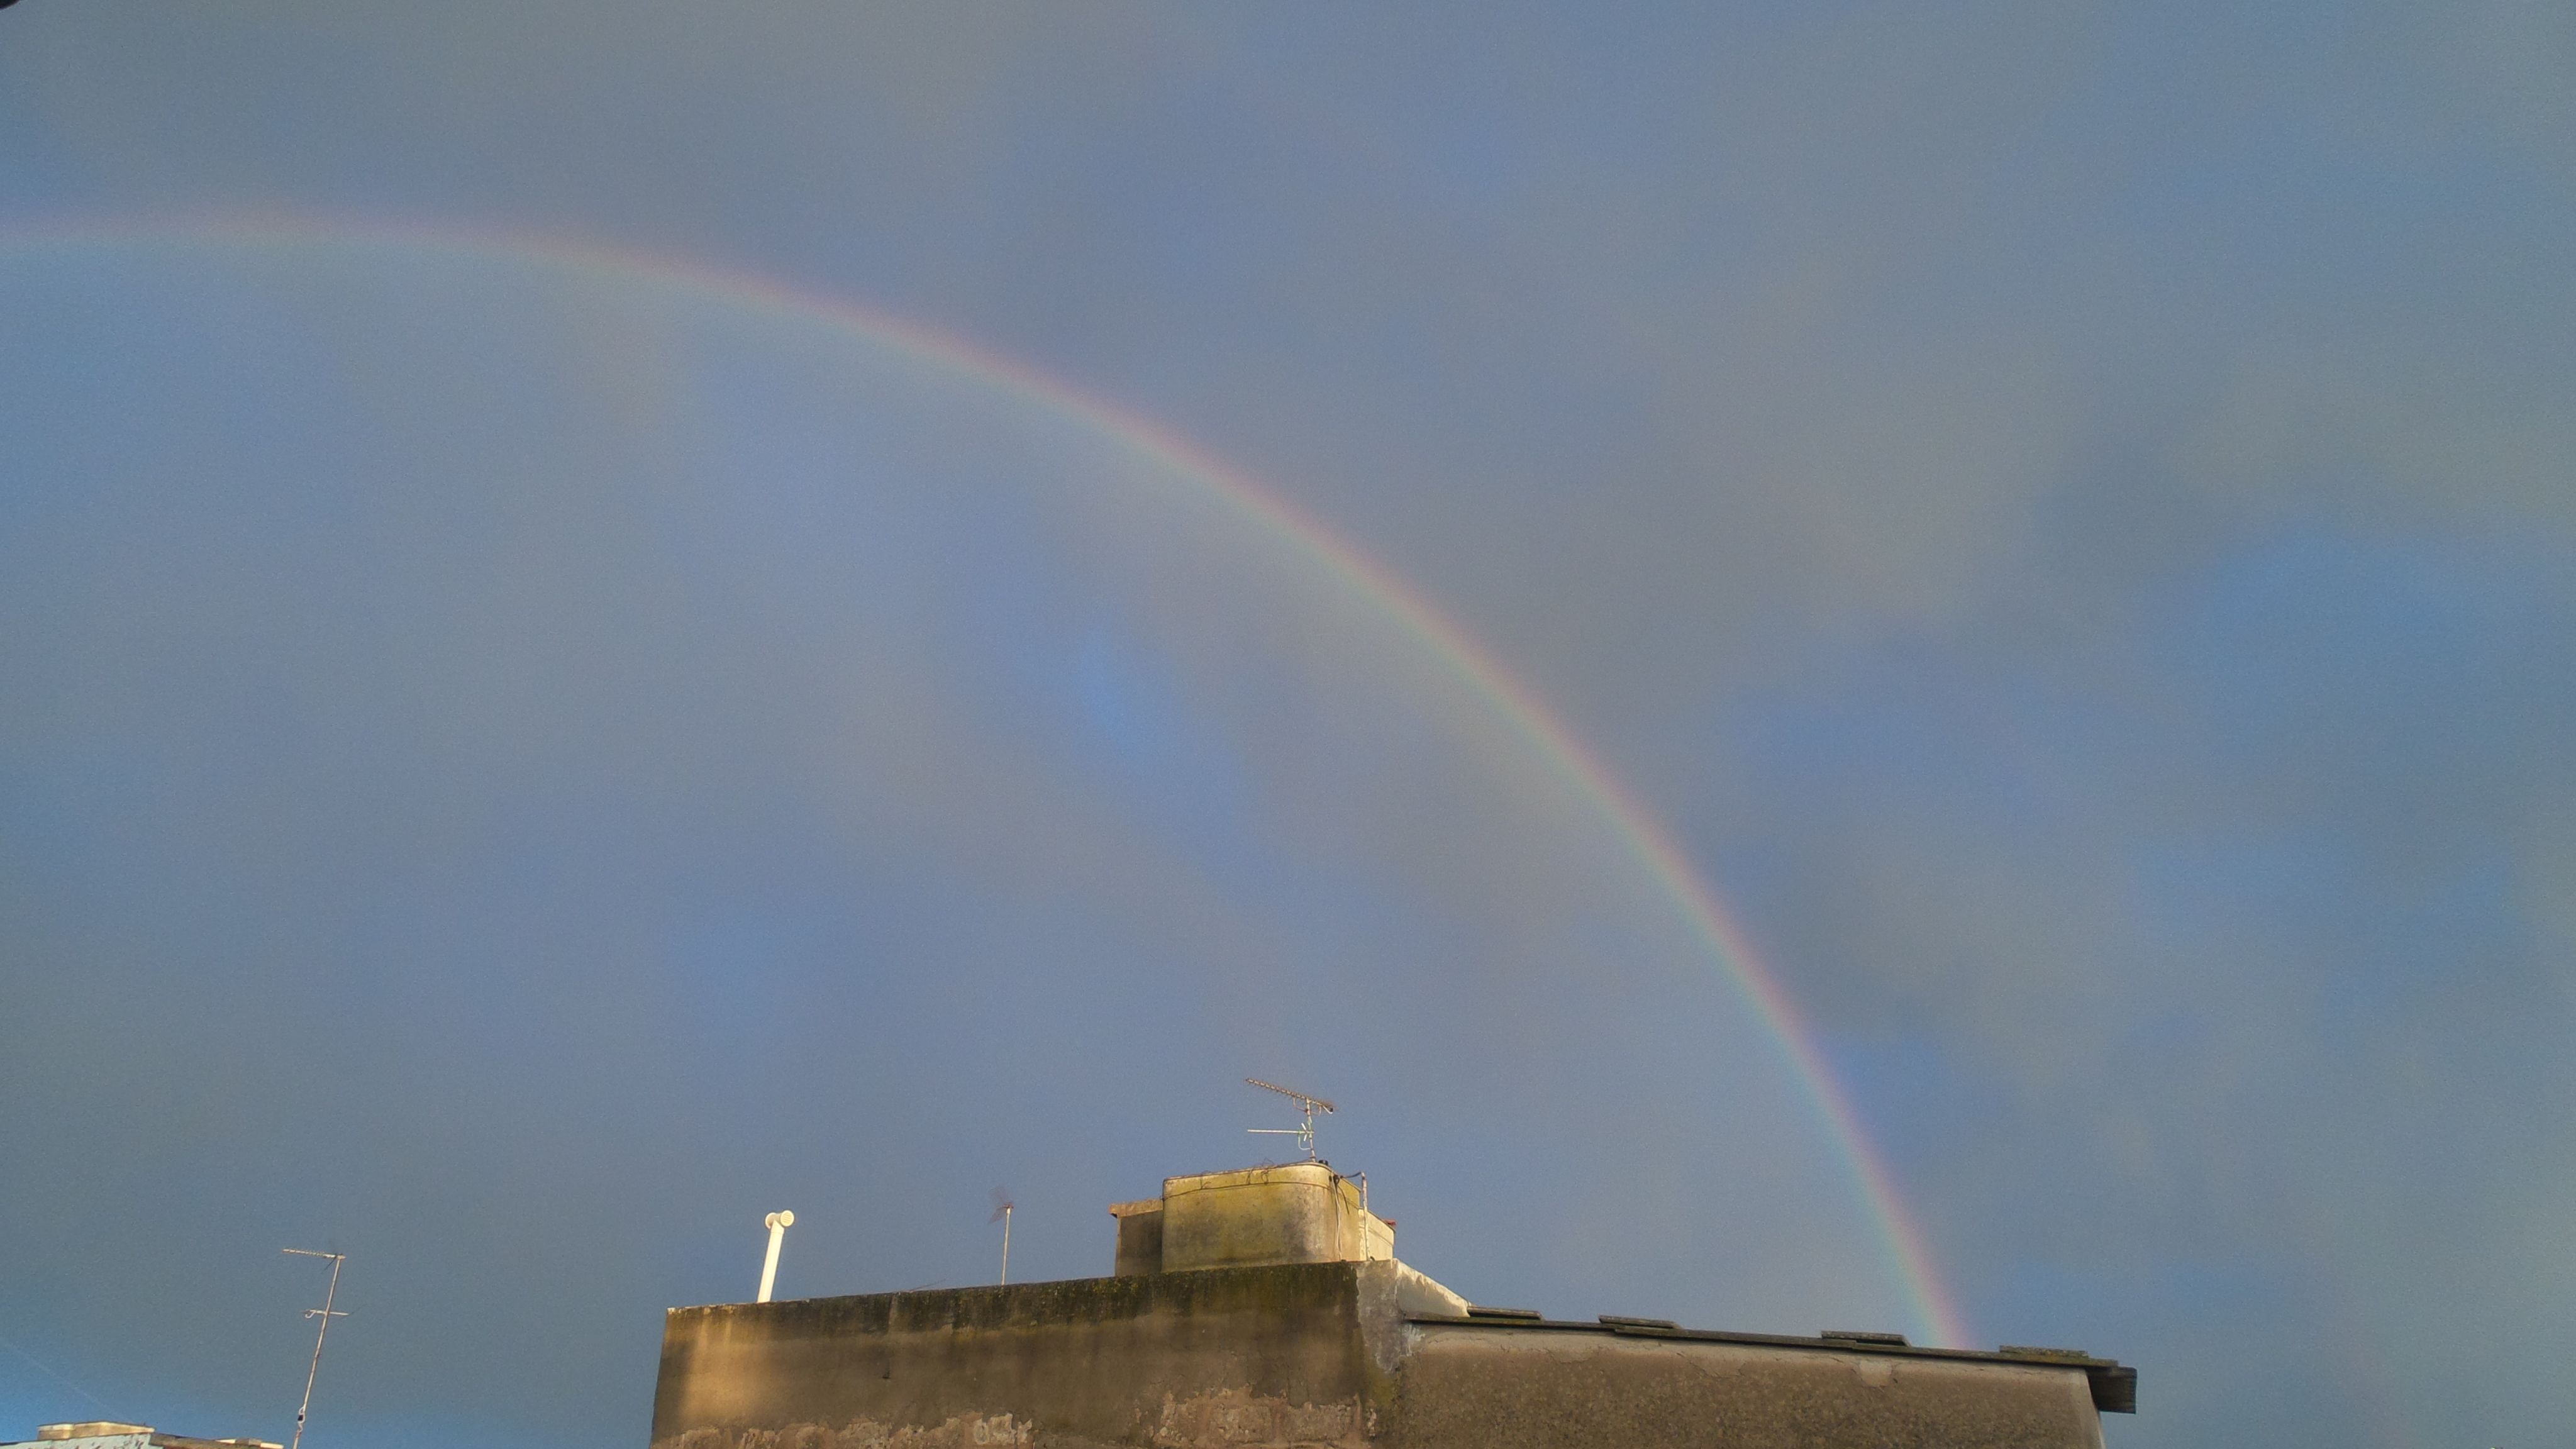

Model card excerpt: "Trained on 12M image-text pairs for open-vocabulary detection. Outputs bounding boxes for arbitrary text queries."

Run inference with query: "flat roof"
[1428,1309,2136,1415]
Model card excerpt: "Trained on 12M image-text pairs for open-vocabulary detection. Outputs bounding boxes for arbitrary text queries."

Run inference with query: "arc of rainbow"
[0,215,1972,1349]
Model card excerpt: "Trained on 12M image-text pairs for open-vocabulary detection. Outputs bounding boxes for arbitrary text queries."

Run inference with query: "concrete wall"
[649,1263,2119,1449]
[1382,1324,2106,1449]
[651,1263,1409,1449]
[1106,1201,1162,1279]
[1157,1167,1392,1274]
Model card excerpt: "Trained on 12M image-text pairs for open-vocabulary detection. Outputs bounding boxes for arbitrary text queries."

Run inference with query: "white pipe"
[757,1210,794,1303]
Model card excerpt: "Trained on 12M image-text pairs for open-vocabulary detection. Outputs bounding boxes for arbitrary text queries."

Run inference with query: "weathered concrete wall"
[1107,1201,1162,1279]
[1384,1324,2106,1449]
[650,1264,1406,1449]
[649,1263,2118,1449]
[1157,1167,1392,1274]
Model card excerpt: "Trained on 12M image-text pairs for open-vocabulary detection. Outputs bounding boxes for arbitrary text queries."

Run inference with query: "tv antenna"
[989,1187,1015,1286]
[280,1248,347,1449]
[1245,1078,1335,1161]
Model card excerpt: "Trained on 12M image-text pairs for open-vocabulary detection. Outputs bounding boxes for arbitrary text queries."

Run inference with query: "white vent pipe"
[757,1210,794,1303]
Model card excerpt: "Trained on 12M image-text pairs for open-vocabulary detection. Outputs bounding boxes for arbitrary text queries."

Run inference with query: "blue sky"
[4,6,2573,1448]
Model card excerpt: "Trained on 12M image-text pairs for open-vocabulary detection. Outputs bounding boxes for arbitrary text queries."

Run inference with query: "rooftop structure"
[1110,1163,1396,1278]
[652,1164,2135,1449]
[5,1425,280,1449]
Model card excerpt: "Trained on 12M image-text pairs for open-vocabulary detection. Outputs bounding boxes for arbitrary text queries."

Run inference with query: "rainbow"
[0,215,1971,1348]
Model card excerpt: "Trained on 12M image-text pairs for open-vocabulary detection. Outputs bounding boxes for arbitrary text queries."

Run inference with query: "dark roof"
[1416,1312,2136,1415]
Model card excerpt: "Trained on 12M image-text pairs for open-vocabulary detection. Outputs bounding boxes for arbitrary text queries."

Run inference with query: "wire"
[0,1332,123,1419]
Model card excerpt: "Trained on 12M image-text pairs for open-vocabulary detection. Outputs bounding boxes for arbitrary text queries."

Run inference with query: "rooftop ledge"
[1416,1309,2137,1414]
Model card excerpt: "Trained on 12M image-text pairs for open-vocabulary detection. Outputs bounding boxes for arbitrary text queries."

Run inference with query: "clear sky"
[3,6,2572,1448]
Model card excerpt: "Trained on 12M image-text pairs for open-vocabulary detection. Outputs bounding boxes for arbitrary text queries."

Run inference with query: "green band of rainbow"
[0,214,1972,1349]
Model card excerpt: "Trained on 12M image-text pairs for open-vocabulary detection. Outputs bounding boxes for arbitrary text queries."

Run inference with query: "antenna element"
[1244,1078,1336,1161]
[280,1248,348,1449]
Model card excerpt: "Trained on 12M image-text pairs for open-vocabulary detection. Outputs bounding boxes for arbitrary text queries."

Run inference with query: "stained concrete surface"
[653,1264,1397,1449]
[1154,1167,1392,1274]
[1382,1324,2104,1449]
[650,1262,2121,1449]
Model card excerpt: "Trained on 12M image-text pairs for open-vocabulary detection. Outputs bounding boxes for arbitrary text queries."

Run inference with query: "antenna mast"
[1244,1078,1336,1162]
[280,1248,347,1449]
[990,1188,1016,1285]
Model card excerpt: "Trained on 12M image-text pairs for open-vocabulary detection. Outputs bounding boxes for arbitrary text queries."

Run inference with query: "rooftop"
[1442,1306,2136,1415]
[8,1426,280,1449]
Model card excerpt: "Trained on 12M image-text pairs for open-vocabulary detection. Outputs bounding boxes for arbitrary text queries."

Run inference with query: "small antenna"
[280,1248,347,1449]
[757,1211,794,1304]
[989,1187,1016,1285]
[1245,1078,1335,1161]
